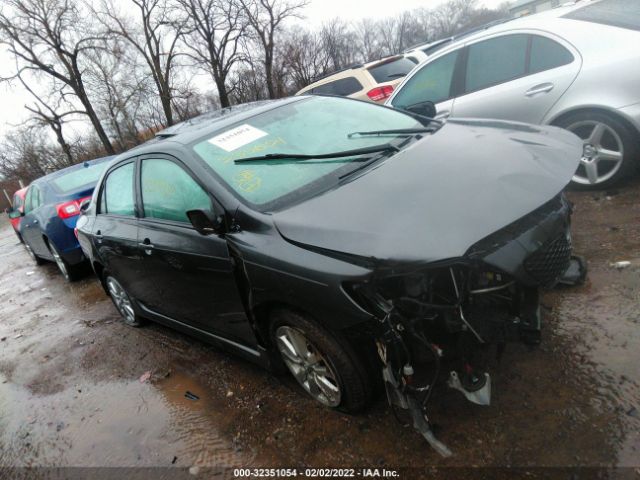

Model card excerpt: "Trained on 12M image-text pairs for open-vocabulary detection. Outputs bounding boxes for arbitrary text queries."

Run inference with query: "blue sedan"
[19,156,114,281]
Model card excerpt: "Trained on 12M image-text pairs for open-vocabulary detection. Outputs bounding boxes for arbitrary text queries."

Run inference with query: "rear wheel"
[49,242,80,282]
[105,275,143,327]
[556,111,638,190]
[270,309,372,413]
[24,242,45,266]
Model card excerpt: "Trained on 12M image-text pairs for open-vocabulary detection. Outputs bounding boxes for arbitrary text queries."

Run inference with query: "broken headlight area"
[345,263,544,456]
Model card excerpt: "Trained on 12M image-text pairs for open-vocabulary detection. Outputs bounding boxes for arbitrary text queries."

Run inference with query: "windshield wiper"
[347,127,438,138]
[233,143,399,164]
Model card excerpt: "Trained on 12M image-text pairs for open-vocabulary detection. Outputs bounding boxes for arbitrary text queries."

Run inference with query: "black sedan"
[76,95,583,455]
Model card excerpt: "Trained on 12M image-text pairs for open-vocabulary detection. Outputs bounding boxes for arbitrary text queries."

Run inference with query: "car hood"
[272,118,583,264]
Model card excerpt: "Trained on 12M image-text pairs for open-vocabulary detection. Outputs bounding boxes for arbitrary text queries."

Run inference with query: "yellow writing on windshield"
[234,169,262,192]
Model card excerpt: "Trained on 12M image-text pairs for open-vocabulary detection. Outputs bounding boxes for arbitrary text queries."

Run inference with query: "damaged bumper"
[347,193,583,456]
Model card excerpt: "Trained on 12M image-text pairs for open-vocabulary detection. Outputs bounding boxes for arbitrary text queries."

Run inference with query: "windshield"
[51,162,109,194]
[192,96,421,208]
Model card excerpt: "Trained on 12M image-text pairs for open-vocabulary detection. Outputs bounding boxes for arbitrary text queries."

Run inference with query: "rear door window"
[140,158,212,223]
[390,50,460,107]
[24,186,37,213]
[101,162,135,216]
[464,34,529,93]
[311,77,363,96]
[367,57,418,83]
[529,35,574,73]
[563,0,640,31]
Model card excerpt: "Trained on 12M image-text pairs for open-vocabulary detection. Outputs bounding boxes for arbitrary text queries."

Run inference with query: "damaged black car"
[76,95,585,456]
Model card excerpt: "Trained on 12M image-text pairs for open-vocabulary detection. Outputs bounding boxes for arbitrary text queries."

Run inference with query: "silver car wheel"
[567,120,624,186]
[275,326,342,407]
[25,243,37,262]
[50,245,69,280]
[106,277,136,325]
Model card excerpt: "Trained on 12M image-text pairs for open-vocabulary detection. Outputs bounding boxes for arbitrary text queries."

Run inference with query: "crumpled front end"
[345,194,580,456]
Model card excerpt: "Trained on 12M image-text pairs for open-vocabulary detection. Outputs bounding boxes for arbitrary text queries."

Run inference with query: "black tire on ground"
[49,242,81,282]
[104,274,144,327]
[24,241,46,266]
[14,230,24,244]
[555,111,639,190]
[269,309,373,413]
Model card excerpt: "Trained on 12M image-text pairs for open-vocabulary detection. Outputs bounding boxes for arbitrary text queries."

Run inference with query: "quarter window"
[390,50,460,107]
[141,159,212,223]
[465,34,528,93]
[102,162,135,216]
[529,35,574,73]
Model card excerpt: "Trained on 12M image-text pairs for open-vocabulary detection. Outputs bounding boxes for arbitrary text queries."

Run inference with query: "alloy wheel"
[106,277,137,325]
[567,120,624,186]
[50,245,69,280]
[275,325,342,407]
[25,243,37,263]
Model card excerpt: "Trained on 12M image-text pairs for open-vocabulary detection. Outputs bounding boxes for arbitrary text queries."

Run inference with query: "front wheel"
[270,309,373,413]
[105,275,143,327]
[557,111,639,190]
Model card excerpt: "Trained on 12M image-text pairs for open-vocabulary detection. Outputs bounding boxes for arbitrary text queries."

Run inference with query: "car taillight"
[56,196,91,220]
[367,85,394,101]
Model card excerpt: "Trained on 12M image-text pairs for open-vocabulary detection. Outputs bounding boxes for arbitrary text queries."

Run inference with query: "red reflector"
[367,85,394,101]
[56,196,92,220]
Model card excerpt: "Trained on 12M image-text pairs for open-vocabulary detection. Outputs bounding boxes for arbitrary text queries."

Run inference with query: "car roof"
[33,155,116,185]
[120,97,303,157]
[425,1,603,52]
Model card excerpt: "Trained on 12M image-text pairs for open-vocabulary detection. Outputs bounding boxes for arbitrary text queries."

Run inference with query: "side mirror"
[186,209,225,235]
[404,101,437,119]
[79,198,92,213]
[8,209,23,220]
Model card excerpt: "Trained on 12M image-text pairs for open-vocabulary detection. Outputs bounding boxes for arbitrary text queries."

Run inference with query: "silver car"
[387,0,640,189]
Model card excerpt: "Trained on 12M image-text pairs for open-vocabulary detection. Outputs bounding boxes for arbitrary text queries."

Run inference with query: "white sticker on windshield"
[208,124,268,152]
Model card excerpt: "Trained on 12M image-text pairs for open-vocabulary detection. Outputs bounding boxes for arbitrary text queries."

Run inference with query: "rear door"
[92,160,142,294]
[135,155,256,347]
[21,184,50,257]
[451,32,582,123]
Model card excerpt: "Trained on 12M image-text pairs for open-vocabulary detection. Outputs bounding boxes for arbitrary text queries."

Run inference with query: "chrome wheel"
[50,244,69,280]
[106,276,137,325]
[275,326,342,407]
[25,243,37,262]
[567,120,625,186]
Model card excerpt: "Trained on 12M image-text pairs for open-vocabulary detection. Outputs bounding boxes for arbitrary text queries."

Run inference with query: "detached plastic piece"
[448,371,491,406]
[558,255,588,286]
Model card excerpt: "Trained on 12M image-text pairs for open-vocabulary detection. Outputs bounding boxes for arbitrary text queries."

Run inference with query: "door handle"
[139,239,155,255]
[33,219,38,224]
[525,83,554,97]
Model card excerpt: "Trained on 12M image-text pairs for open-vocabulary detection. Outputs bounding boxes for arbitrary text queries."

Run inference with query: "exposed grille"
[524,234,572,287]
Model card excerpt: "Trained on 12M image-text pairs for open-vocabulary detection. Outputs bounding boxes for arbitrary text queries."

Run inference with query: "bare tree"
[238,0,308,99]
[0,0,115,154]
[98,0,186,126]
[177,0,245,107]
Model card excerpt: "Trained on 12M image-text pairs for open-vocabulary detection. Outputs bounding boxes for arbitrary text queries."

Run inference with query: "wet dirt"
[0,180,639,478]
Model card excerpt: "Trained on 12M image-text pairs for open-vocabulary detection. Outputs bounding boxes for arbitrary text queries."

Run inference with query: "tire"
[24,241,45,266]
[270,309,373,413]
[104,274,144,327]
[49,242,81,282]
[555,111,639,190]
[14,230,24,244]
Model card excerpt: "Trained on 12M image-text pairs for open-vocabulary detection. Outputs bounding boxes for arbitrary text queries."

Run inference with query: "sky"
[0,0,507,139]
